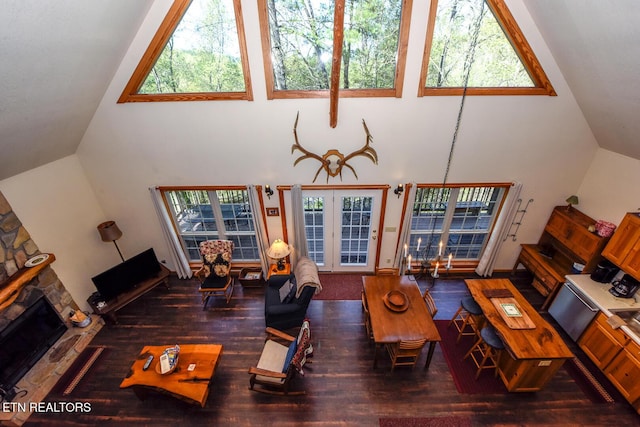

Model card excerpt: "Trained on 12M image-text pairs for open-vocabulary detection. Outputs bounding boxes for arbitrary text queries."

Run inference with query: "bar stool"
[463,325,505,379]
[449,295,484,343]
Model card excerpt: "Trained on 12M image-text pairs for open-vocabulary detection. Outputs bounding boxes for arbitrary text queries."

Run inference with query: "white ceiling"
[0,0,638,182]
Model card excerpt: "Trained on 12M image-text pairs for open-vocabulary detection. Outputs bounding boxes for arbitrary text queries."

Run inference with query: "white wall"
[0,155,117,311]
[576,148,640,226]
[73,0,607,273]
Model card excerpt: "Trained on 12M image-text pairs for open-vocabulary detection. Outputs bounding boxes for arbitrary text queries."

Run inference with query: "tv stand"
[88,264,171,324]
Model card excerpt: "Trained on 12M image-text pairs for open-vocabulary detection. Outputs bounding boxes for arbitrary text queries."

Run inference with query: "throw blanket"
[294,256,322,298]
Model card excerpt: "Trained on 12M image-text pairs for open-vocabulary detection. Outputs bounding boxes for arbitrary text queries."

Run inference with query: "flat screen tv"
[91,248,161,301]
[0,297,67,397]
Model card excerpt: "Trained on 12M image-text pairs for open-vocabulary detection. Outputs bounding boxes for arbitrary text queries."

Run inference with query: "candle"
[438,241,443,256]
[447,253,452,269]
[407,255,412,270]
[434,262,439,277]
[404,243,407,258]
[416,238,421,252]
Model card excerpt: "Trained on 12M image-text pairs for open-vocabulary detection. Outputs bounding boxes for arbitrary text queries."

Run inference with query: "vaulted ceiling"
[0,0,638,182]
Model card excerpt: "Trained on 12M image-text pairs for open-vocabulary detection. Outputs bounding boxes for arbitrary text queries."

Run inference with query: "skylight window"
[419,0,555,96]
[118,0,252,103]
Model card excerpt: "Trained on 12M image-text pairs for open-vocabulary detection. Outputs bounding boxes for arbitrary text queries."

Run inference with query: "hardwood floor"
[26,273,640,426]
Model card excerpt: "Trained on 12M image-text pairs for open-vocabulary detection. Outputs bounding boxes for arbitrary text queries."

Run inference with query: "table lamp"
[266,239,291,270]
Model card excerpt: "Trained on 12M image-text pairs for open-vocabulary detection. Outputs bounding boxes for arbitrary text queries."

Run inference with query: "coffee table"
[120,344,223,407]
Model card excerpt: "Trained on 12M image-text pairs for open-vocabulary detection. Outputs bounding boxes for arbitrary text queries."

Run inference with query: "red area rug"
[315,274,364,300]
[435,320,507,394]
[380,416,472,427]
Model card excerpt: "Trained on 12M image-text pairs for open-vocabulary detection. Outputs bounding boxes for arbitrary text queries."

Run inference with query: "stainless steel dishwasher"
[548,281,599,341]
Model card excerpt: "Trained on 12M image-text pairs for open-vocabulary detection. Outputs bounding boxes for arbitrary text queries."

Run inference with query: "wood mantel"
[0,253,55,312]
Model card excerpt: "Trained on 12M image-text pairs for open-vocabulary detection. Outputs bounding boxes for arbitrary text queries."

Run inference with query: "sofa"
[265,256,321,331]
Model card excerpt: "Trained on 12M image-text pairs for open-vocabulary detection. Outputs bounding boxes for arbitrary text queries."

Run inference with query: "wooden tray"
[490,297,536,329]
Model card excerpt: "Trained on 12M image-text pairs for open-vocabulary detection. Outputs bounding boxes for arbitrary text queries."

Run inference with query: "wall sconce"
[97,220,124,262]
[265,185,274,199]
[394,184,404,198]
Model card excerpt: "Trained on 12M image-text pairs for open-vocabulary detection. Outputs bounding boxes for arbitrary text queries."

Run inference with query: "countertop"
[566,274,640,345]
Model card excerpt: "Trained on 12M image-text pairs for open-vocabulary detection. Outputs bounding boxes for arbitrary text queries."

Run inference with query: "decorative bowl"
[156,345,180,375]
[383,291,409,312]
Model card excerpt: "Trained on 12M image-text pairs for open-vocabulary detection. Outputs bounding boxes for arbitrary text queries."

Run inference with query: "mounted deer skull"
[291,112,378,183]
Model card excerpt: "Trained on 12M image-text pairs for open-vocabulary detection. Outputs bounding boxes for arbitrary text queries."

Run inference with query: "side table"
[267,263,291,279]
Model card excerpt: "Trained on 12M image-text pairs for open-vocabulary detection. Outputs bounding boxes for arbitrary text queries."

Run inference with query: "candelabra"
[406,238,453,284]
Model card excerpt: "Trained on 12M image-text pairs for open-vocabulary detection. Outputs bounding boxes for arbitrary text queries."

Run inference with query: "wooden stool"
[449,296,484,343]
[463,325,505,379]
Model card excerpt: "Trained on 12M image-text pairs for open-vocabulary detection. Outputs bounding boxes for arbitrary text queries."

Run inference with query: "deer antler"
[291,113,377,182]
[291,112,330,183]
[339,119,378,179]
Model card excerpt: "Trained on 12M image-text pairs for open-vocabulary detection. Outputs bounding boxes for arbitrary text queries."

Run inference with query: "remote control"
[143,355,153,371]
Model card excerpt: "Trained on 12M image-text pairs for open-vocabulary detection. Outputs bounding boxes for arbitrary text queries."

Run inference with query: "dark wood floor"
[26,273,640,426]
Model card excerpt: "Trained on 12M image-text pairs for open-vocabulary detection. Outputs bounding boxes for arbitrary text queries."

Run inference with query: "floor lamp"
[97,221,124,262]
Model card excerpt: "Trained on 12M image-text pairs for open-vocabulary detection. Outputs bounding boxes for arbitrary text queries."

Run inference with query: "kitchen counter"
[566,274,640,345]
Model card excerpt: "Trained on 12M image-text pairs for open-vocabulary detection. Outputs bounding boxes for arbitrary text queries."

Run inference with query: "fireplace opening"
[0,297,67,401]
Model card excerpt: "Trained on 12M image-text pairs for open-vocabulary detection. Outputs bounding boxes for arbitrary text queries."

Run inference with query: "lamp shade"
[565,195,579,205]
[97,221,123,242]
[266,239,291,260]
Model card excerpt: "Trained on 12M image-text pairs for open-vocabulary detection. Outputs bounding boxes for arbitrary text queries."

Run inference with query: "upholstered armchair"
[264,256,320,331]
[195,240,234,307]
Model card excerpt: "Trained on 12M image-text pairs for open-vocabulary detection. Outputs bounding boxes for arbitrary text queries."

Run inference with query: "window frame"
[159,186,261,265]
[406,182,511,268]
[418,0,556,96]
[118,0,253,103]
[257,0,414,100]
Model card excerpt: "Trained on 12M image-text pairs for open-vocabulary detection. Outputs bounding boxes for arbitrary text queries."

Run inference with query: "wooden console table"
[87,263,171,323]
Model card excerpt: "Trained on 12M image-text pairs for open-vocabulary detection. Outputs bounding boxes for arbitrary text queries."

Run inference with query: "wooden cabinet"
[604,339,640,412]
[578,312,628,369]
[602,213,640,281]
[513,206,610,309]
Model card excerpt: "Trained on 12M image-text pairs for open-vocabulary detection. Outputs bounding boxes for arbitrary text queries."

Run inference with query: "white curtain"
[247,185,270,276]
[290,184,308,266]
[393,183,417,274]
[475,182,523,277]
[149,187,192,279]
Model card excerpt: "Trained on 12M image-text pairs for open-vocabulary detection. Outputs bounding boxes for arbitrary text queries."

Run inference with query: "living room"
[1,0,640,425]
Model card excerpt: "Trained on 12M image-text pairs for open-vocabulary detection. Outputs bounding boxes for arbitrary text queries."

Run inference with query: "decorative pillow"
[292,325,312,375]
[282,282,297,304]
[203,252,231,278]
[279,280,294,303]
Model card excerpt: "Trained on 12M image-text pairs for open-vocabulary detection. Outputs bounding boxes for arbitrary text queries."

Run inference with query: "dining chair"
[422,290,438,318]
[384,338,427,371]
[361,291,374,342]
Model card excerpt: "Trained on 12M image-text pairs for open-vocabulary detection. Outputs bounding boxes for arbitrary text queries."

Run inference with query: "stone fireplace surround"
[0,192,103,426]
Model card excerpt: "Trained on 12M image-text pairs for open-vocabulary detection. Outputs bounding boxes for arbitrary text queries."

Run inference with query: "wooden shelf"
[0,253,55,312]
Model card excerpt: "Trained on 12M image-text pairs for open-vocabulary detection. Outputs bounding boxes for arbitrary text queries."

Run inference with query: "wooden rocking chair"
[248,320,312,395]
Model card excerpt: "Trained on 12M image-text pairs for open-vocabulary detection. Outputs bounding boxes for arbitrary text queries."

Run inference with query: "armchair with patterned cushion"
[195,240,234,307]
[248,319,313,395]
[265,256,321,331]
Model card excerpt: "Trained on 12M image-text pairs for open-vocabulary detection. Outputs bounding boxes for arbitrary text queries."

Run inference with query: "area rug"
[563,354,621,404]
[49,346,108,397]
[435,320,507,394]
[315,274,364,300]
[380,416,472,427]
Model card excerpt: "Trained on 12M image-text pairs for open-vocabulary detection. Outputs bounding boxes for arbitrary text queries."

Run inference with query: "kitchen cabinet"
[602,213,640,281]
[578,312,628,369]
[604,339,640,412]
[513,206,609,310]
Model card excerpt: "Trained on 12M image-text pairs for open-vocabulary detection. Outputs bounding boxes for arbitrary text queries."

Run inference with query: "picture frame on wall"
[266,207,279,217]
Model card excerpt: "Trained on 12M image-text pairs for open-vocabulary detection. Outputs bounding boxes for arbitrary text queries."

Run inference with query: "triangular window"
[419,0,555,96]
[118,0,252,103]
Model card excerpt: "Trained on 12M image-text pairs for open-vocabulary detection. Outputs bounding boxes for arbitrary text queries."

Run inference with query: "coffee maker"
[590,259,619,283]
[609,274,640,298]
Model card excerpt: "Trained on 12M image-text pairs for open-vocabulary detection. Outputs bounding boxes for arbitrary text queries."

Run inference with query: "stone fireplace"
[0,191,103,426]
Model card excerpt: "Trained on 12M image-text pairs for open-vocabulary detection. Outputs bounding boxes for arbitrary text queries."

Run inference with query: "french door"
[302,189,381,272]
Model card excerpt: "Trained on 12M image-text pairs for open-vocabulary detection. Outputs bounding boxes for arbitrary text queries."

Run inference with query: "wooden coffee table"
[120,344,223,407]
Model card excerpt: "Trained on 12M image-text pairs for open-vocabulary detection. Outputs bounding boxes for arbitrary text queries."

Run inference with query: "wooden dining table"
[465,278,573,392]
[362,275,441,369]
